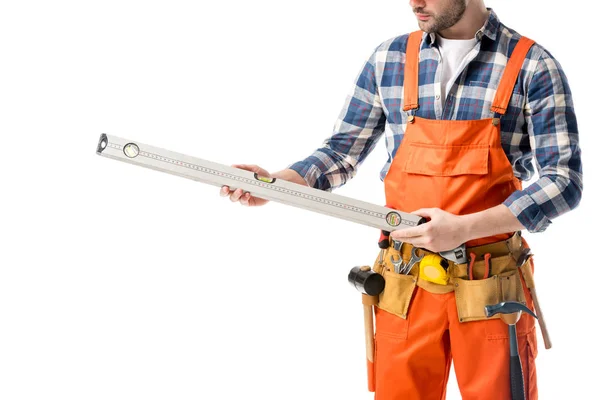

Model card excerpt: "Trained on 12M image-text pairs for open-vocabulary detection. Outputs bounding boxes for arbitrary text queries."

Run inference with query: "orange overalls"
[373,31,538,399]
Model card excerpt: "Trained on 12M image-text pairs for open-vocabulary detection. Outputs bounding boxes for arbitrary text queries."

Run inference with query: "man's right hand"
[220,164,271,207]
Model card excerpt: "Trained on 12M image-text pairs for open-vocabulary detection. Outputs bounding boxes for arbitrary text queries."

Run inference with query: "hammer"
[516,248,552,349]
[485,301,537,400]
[348,266,385,392]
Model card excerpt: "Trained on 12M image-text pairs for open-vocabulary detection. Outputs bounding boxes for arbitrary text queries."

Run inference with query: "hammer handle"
[361,294,377,392]
[530,287,552,349]
[363,303,375,392]
[520,260,552,349]
[363,304,375,362]
[510,354,526,400]
[509,325,527,400]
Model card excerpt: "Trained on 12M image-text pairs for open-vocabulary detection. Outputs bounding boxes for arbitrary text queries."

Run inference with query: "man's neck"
[439,3,489,40]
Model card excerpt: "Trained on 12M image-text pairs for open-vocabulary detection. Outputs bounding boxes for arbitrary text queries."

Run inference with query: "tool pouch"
[453,254,527,323]
[372,248,417,320]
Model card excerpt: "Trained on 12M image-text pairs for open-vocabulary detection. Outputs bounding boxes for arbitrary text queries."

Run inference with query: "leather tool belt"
[372,232,533,322]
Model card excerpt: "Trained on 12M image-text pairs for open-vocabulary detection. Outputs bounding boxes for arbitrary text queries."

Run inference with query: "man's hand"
[220,165,309,207]
[390,205,526,252]
[220,164,271,206]
[390,208,467,253]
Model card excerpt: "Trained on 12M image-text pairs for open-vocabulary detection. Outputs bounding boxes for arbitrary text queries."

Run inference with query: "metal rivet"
[407,115,415,123]
[413,279,417,283]
[492,117,500,126]
[459,318,463,322]
[455,283,459,287]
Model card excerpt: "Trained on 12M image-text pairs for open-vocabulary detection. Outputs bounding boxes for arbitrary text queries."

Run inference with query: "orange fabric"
[384,116,521,247]
[375,32,539,399]
[491,37,535,114]
[374,281,538,400]
[367,360,375,392]
[402,31,423,111]
[385,32,533,247]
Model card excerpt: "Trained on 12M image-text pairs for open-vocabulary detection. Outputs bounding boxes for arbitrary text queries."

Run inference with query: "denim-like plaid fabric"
[287,9,582,233]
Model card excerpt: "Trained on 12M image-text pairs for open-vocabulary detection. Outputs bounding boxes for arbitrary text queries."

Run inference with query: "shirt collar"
[422,8,500,48]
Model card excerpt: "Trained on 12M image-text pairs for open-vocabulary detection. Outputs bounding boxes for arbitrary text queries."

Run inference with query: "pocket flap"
[377,268,417,321]
[454,276,500,322]
[402,143,489,176]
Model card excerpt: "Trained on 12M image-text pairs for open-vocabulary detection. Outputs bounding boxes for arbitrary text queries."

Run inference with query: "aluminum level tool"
[96,134,467,264]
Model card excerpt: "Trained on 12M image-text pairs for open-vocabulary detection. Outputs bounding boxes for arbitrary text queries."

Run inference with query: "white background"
[0,1,597,399]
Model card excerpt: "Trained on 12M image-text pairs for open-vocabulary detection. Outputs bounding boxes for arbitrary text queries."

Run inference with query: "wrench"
[390,254,407,274]
[390,240,406,273]
[400,247,424,274]
[392,239,403,252]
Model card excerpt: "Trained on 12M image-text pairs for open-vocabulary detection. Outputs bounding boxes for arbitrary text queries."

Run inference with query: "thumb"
[411,208,435,220]
[232,164,270,176]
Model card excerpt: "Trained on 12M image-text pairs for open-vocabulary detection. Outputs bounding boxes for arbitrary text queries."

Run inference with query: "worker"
[219,1,583,399]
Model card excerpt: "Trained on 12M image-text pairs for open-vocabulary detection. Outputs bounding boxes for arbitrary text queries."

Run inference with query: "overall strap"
[403,31,424,111]
[490,36,535,115]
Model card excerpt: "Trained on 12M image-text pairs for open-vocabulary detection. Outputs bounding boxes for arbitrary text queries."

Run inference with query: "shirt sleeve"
[502,50,583,233]
[286,47,386,191]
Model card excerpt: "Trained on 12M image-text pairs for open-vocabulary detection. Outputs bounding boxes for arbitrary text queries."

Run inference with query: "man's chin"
[419,22,431,33]
[416,20,434,33]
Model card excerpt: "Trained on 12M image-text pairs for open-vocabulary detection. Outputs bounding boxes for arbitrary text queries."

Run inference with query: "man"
[220,1,583,398]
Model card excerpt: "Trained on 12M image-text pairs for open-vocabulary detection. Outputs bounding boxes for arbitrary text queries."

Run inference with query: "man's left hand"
[390,208,467,252]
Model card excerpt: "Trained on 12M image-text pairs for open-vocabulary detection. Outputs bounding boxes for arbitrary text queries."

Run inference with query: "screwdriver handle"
[378,230,391,249]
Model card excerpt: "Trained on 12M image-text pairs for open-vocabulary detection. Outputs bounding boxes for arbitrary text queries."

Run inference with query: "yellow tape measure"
[419,254,450,285]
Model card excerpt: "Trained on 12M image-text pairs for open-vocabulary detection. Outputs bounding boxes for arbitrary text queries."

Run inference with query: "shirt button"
[435,95,440,100]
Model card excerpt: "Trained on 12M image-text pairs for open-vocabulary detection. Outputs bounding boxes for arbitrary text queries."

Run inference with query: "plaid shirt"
[287,9,583,233]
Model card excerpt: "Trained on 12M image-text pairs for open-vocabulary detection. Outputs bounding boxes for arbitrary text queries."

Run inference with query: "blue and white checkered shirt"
[287,9,583,233]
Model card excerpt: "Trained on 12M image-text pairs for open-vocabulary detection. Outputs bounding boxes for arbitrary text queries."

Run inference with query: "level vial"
[254,173,276,184]
[123,143,140,158]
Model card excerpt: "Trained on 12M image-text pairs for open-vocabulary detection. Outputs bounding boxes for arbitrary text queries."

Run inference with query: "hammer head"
[348,266,385,296]
[485,301,537,320]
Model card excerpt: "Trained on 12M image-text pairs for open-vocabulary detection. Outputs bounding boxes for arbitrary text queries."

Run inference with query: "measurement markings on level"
[97,134,461,259]
[134,148,388,220]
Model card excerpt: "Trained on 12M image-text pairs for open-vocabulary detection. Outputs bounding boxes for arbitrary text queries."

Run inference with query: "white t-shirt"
[436,35,478,103]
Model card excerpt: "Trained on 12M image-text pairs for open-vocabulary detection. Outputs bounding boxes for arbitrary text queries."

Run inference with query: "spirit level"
[96,134,467,264]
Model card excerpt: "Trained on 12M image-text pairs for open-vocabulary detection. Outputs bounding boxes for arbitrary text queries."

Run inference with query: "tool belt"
[371,232,532,322]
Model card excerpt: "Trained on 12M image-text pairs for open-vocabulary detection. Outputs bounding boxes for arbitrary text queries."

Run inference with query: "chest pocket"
[401,143,489,176]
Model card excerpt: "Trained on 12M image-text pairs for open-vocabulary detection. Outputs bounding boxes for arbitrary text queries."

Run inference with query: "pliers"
[468,252,492,280]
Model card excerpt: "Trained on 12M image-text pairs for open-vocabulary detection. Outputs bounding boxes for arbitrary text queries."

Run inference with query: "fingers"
[403,236,433,249]
[220,185,252,205]
[229,188,244,202]
[391,224,428,240]
[390,229,433,249]
[220,164,270,206]
[239,192,251,206]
